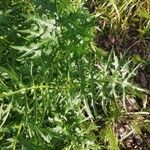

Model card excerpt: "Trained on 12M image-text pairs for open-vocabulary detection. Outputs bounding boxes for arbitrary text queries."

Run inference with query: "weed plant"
[0,0,149,149]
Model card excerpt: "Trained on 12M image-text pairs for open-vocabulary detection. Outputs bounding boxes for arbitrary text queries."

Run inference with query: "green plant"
[0,0,150,150]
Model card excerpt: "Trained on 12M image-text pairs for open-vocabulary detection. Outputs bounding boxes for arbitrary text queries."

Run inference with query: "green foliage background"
[0,0,149,149]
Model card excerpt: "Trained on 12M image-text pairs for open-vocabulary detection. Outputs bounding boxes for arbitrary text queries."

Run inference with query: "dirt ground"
[86,1,150,149]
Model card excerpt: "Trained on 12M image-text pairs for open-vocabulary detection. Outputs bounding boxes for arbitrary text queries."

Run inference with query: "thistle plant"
[0,0,149,150]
